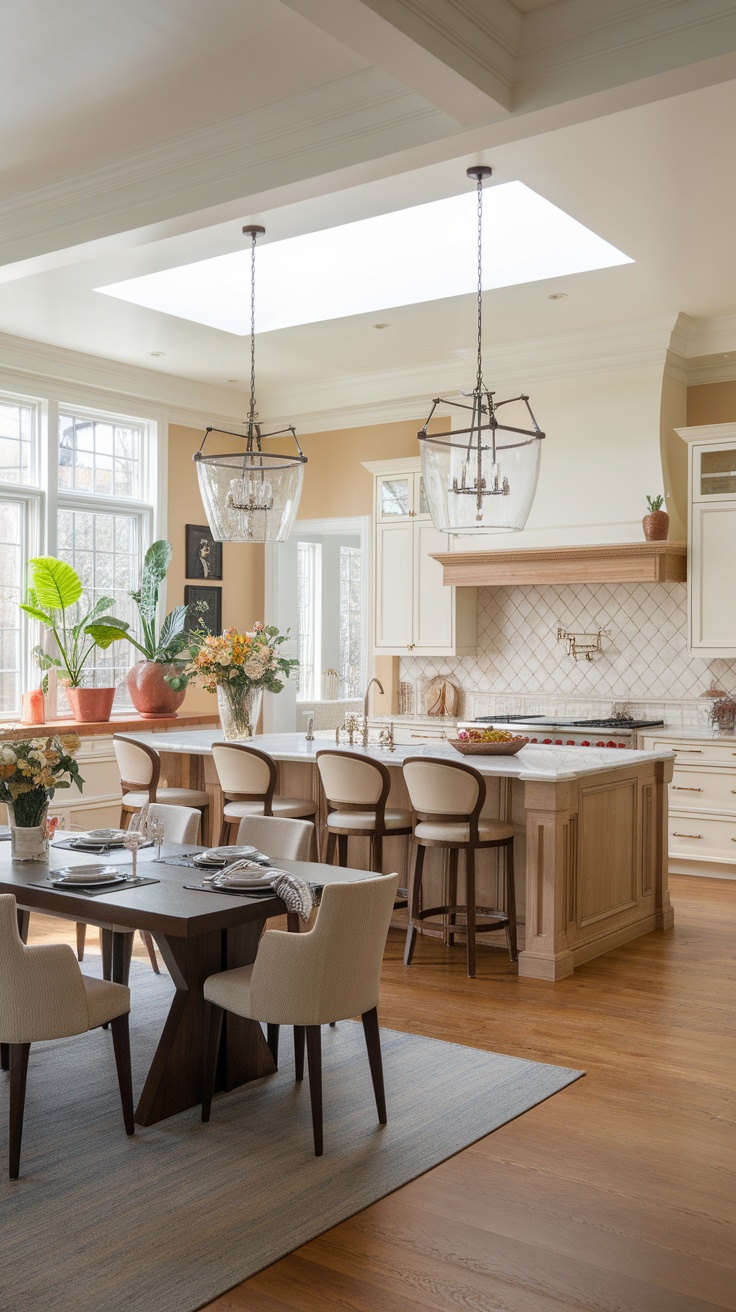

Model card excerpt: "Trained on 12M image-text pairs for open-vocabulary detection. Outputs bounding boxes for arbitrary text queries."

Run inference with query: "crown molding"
[0,69,460,274]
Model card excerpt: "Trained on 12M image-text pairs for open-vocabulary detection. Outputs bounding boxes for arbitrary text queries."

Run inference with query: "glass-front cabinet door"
[376,470,430,520]
[693,444,736,500]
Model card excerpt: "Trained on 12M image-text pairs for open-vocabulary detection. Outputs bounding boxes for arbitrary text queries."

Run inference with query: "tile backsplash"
[401,582,736,731]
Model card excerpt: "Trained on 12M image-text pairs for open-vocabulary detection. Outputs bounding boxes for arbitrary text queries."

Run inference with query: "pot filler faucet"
[362,678,385,745]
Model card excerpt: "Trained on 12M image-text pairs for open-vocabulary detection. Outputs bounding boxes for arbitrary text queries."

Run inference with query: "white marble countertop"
[637,727,736,742]
[129,728,675,782]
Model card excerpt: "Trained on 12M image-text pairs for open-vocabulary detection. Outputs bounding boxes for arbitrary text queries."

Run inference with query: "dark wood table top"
[0,840,371,938]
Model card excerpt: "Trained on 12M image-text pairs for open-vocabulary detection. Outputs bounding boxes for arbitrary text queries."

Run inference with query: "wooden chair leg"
[505,839,518,963]
[294,1025,305,1081]
[361,1006,387,1124]
[337,833,349,867]
[372,831,383,874]
[139,930,160,974]
[0,1043,8,1071]
[404,843,424,966]
[267,1023,280,1064]
[8,1043,31,1180]
[324,830,337,866]
[75,922,87,962]
[201,1002,224,1122]
[447,847,459,947]
[465,847,477,978]
[109,1015,135,1136]
[305,1025,323,1156]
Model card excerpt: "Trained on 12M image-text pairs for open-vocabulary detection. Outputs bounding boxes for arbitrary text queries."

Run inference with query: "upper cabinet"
[364,458,476,657]
[678,425,736,656]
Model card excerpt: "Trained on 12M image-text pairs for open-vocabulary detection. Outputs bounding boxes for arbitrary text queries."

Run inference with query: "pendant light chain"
[476,170,484,396]
[248,227,258,441]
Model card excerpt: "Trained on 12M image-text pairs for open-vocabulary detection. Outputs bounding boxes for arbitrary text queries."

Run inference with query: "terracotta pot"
[642,510,669,542]
[126,661,186,719]
[66,686,116,723]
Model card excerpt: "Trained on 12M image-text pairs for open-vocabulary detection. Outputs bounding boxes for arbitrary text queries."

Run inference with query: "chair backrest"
[250,874,399,1026]
[0,894,90,1043]
[316,750,388,809]
[402,756,485,821]
[113,735,160,793]
[235,814,313,860]
[211,742,276,804]
[147,803,201,844]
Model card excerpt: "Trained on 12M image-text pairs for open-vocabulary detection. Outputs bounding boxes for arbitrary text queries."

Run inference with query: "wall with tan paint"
[688,381,736,425]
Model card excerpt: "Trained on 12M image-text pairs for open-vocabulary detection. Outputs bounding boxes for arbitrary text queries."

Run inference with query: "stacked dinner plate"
[191,845,258,868]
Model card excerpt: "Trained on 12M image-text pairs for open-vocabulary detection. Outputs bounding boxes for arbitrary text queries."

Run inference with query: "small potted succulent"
[20,557,131,722]
[125,540,191,718]
[642,494,669,542]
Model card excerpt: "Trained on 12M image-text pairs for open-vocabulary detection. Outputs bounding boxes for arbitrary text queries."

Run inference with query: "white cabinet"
[640,733,736,878]
[680,426,736,655]
[364,458,476,657]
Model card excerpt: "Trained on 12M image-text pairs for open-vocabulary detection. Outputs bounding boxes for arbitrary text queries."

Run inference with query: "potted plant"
[186,622,298,739]
[642,494,669,542]
[124,539,192,718]
[20,558,131,722]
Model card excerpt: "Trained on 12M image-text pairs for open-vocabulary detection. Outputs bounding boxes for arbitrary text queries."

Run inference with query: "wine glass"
[122,827,147,881]
[145,815,165,861]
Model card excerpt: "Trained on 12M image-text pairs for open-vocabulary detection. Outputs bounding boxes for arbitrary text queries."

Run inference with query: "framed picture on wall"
[185,524,223,581]
[184,585,222,637]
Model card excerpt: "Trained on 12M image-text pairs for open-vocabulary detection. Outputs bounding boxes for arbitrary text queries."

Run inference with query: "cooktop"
[474,715,665,730]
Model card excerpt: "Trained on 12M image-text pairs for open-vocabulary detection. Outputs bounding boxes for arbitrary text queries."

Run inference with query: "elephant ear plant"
[20,556,131,687]
[127,540,191,691]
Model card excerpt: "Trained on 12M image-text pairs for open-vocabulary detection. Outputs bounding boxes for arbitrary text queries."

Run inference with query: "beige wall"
[166,424,265,713]
[275,417,420,520]
[687,382,736,425]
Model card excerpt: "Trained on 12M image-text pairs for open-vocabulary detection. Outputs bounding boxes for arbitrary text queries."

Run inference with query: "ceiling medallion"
[418,166,545,535]
[194,225,307,542]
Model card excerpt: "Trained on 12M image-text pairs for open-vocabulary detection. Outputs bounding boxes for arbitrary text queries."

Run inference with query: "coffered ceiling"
[3,0,736,431]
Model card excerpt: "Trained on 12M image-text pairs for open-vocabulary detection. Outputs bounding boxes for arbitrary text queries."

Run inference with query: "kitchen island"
[128,729,676,981]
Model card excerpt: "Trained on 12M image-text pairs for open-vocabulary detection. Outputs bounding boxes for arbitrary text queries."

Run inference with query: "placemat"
[181,882,278,898]
[156,852,270,870]
[26,875,160,897]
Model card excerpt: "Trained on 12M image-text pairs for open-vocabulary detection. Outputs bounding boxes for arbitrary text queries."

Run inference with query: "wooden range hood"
[433,541,687,587]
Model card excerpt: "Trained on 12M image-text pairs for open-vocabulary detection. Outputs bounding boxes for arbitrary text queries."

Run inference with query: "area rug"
[0,961,582,1312]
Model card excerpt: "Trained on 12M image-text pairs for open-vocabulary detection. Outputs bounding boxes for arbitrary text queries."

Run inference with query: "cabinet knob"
[407,644,414,650]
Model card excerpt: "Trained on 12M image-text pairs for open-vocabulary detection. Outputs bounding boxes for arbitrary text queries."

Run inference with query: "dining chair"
[113,734,210,832]
[0,894,134,1179]
[77,803,202,979]
[211,742,317,845]
[235,814,314,862]
[201,872,399,1155]
[402,756,518,978]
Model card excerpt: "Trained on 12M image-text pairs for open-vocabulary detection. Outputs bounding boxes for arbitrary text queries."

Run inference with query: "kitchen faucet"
[362,677,384,745]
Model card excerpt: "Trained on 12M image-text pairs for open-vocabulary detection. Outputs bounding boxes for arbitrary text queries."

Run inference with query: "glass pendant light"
[418,167,545,535]
[194,225,307,542]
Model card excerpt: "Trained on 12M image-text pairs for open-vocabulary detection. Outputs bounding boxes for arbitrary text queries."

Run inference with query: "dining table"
[0,837,370,1127]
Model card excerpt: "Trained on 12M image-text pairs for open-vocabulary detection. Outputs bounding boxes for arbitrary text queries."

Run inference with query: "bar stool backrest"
[316,751,388,811]
[211,742,277,804]
[402,757,486,822]
[113,735,160,797]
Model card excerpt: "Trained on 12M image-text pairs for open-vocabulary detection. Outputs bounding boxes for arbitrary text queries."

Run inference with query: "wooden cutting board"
[425,677,457,717]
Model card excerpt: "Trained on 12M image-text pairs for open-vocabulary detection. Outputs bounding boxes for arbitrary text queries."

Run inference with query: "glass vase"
[217,683,263,741]
[7,790,50,862]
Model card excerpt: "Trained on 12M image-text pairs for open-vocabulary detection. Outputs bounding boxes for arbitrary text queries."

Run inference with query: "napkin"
[214,859,318,923]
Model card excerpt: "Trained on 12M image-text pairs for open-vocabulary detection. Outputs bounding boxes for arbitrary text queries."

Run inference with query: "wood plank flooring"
[28,874,736,1311]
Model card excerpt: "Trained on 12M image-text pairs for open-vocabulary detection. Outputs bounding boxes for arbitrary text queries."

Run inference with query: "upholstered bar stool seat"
[121,786,210,810]
[402,756,518,978]
[212,742,317,845]
[316,751,411,900]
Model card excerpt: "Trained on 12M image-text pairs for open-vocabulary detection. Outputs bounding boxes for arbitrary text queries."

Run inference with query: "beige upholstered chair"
[113,735,210,833]
[402,757,518,978]
[235,814,314,862]
[77,803,203,978]
[0,894,134,1179]
[212,742,317,845]
[316,751,412,887]
[201,872,399,1155]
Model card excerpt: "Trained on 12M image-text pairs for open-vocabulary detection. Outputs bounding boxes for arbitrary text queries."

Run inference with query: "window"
[296,541,321,702]
[339,546,362,698]
[0,385,158,717]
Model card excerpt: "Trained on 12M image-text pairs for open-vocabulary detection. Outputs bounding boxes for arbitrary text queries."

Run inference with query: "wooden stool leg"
[465,847,477,978]
[8,1043,31,1180]
[447,847,459,947]
[324,830,337,866]
[337,833,348,867]
[305,1026,323,1156]
[372,831,383,874]
[404,843,424,966]
[505,840,518,963]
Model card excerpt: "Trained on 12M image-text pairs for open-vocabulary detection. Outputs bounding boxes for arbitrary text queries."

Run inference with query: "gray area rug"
[1,960,582,1312]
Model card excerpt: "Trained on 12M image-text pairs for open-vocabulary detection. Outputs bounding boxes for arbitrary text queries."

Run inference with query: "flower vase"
[6,790,50,862]
[217,684,263,741]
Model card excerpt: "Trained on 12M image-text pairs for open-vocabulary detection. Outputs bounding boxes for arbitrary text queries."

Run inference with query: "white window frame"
[296,540,322,703]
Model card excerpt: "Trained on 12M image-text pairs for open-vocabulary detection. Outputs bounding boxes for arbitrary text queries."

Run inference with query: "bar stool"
[402,756,518,978]
[113,735,210,835]
[316,750,412,889]
[211,742,317,845]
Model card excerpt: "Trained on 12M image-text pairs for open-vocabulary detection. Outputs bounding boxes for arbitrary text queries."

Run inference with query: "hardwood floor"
[28,875,736,1311]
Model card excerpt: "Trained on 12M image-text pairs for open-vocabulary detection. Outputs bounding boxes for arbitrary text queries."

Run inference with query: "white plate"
[51,865,127,887]
[70,834,127,849]
[87,828,126,841]
[193,845,257,866]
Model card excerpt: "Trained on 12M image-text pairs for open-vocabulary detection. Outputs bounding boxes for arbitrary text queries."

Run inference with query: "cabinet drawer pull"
[677,749,703,754]
[672,831,703,839]
[411,732,446,739]
[671,786,703,792]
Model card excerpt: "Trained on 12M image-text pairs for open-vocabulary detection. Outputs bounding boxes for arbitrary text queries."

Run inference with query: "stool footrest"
[414,904,509,928]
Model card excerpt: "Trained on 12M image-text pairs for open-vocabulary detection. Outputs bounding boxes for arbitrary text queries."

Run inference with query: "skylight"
[96,182,632,334]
